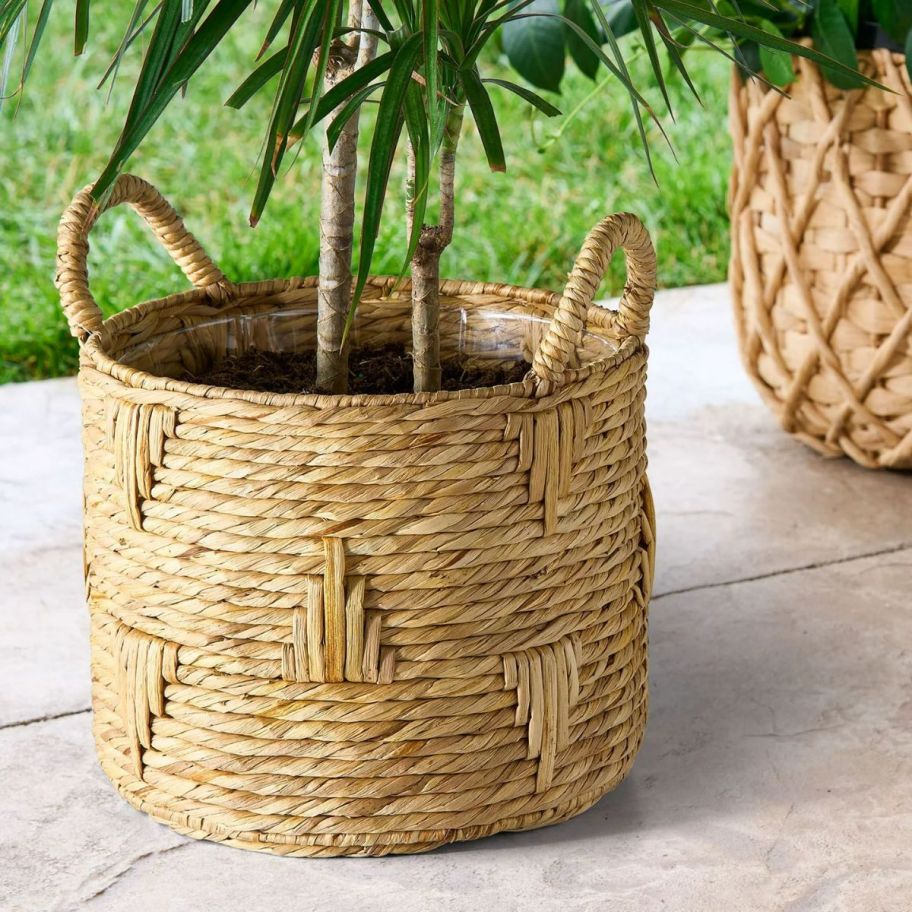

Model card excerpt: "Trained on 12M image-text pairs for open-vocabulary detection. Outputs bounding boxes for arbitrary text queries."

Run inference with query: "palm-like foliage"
[0,0,879,384]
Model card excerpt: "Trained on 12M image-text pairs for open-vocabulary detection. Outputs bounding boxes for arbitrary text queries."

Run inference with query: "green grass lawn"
[0,7,732,383]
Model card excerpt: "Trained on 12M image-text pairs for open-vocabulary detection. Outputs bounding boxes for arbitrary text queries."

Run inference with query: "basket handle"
[531,212,656,394]
[56,174,235,343]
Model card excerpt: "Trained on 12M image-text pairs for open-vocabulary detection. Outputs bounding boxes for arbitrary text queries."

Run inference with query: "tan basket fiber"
[57,174,657,856]
[729,50,912,469]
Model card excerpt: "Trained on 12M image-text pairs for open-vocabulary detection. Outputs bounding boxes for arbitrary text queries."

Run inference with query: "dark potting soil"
[186,343,531,395]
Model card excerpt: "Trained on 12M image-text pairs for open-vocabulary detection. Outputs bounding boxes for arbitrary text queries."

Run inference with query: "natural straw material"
[730,50,912,469]
[57,174,657,856]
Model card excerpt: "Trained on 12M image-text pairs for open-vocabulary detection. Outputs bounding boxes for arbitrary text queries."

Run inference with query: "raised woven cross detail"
[282,537,395,684]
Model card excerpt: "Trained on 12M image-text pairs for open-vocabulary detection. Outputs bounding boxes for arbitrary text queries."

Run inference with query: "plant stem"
[316,1,378,393]
[410,101,464,394]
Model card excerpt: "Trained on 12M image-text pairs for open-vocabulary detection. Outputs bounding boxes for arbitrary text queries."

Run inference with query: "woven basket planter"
[57,174,657,857]
[729,50,912,469]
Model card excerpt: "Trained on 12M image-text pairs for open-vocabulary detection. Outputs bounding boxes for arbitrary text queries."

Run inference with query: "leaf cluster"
[500,0,910,96]
[0,0,884,320]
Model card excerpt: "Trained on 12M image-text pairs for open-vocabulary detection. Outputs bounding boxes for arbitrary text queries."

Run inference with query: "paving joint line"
[653,541,912,601]
[0,707,91,732]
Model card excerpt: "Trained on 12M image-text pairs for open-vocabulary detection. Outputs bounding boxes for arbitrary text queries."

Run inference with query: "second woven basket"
[729,50,912,469]
[58,174,657,856]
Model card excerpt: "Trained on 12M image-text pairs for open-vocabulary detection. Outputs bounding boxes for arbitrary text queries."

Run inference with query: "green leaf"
[0,3,28,44]
[602,0,637,38]
[551,9,658,116]
[651,8,701,102]
[502,8,657,117]
[120,3,183,136]
[564,0,599,79]
[462,64,506,171]
[250,1,324,224]
[482,77,562,115]
[0,6,22,106]
[325,81,384,149]
[812,0,862,90]
[735,39,761,81]
[368,1,395,33]
[20,0,55,88]
[258,0,294,58]
[872,0,912,44]
[837,0,858,34]
[630,0,674,117]
[94,0,254,199]
[589,0,660,182]
[351,32,424,315]
[907,29,912,84]
[98,1,153,93]
[288,49,395,143]
[299,0,343,138]
[758,20,795,86]
[403,80,431,270]
[422,0,442,139]
[75,0,89,55]
[502,0,565,93]
[225,45,285,107]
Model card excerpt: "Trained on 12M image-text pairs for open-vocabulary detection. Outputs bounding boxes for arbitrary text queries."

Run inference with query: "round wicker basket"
[729,50,912,469]
[57,174,657,856]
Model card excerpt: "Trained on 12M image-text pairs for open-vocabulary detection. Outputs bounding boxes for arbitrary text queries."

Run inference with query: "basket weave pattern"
[58,175,657,856]
[729,51,912,468]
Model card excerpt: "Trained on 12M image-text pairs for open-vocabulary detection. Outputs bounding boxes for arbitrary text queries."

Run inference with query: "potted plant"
[1,0,869,855]
[728,0,912,469]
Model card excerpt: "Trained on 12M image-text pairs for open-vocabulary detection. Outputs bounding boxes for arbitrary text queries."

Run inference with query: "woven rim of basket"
[82,274,642,408]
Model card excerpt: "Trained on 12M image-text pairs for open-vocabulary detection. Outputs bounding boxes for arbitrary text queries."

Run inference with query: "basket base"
[93,704,647,858]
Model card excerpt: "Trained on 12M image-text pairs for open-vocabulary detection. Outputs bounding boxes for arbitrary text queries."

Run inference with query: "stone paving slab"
[2,283,911,910]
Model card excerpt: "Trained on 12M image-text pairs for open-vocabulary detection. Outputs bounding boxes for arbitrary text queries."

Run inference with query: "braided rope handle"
[56,174,235,342]
[531,212,656,393]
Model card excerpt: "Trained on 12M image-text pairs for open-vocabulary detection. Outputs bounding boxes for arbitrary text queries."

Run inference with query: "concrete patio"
[2,283,911,911]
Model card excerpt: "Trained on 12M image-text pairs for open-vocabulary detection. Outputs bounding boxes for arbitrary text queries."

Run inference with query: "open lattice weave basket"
[57,174,657,856]
[729,50,912,469]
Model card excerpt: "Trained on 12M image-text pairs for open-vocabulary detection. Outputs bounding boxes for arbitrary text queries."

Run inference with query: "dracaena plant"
[0,1,874,394]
